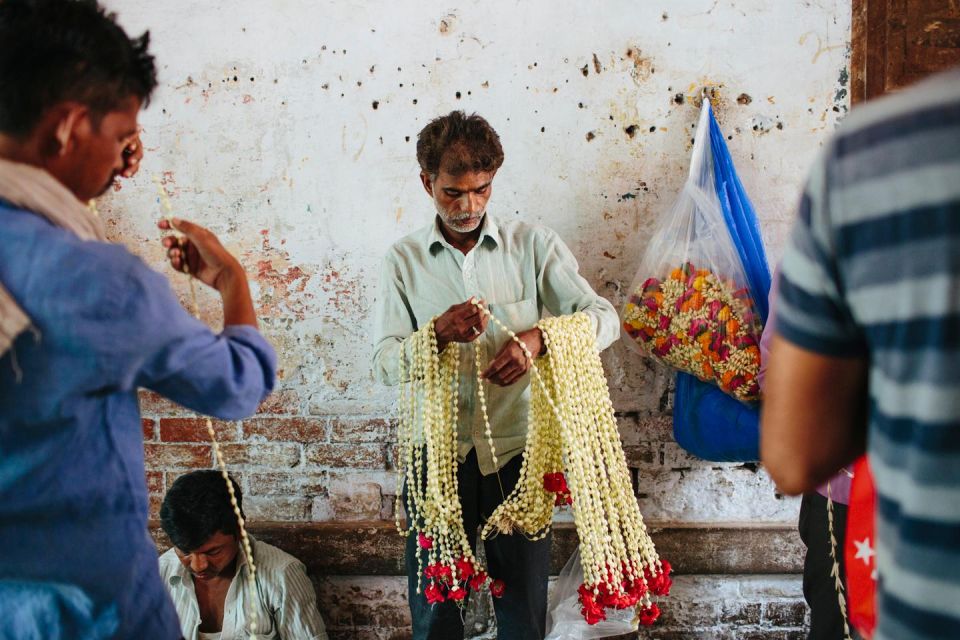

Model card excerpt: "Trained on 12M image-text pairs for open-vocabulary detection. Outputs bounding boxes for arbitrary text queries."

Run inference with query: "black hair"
[416,110,504,176]
[0,0,157,136]
[160,470,245,553]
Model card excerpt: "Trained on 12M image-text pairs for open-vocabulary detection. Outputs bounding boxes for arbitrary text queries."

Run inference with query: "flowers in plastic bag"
[623,262,761,402]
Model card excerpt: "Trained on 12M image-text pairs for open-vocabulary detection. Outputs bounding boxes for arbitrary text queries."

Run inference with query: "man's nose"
[464,193,483,214]
[190,555,208,573]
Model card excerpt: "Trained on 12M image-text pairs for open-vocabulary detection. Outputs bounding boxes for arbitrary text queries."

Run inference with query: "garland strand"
[827,481,853,640]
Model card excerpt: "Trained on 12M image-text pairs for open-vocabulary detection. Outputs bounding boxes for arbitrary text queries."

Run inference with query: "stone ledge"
[149,521,803,576]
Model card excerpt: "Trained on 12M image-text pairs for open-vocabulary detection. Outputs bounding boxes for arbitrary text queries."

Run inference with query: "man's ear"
[49,103,89,157]
[420,171,435,198]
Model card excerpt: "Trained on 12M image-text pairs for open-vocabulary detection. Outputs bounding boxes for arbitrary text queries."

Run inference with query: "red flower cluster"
[639,603,661,626]
[543,472,573,506]
[575,559,672,625]
[421,555,504,605]
[644,560,673,596]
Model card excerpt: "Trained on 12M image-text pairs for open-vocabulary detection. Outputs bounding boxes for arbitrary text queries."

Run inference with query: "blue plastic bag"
[672,99,772,462]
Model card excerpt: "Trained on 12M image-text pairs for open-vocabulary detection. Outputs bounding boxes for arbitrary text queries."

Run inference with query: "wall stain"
[438,12,456,35]
[625,47,654,85]
[247,230,315,321]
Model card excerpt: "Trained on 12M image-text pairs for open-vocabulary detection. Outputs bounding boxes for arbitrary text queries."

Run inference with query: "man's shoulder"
[253,539,305,573]
[493,216,558,246]
[0,204,158,306]
[831,68,960,156]
[157,547,181,580]
[383,221,434,259]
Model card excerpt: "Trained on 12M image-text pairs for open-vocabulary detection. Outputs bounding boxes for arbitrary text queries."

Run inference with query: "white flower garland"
[395,302,670,624]
[827,481,853,640]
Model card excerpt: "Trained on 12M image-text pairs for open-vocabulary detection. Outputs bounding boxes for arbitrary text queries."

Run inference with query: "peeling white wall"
[107,0,851,525]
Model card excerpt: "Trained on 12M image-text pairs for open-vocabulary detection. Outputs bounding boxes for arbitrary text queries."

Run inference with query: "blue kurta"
[0,203,276,639]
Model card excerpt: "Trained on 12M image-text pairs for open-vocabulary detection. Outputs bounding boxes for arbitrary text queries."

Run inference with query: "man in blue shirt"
[762,68,960,639]
[0,1,276,638]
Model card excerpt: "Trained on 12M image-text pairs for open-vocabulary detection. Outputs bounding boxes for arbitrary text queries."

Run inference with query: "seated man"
[159,470,328,640]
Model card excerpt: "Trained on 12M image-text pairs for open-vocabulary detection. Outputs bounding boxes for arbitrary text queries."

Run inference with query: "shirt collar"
[428,213,500,254]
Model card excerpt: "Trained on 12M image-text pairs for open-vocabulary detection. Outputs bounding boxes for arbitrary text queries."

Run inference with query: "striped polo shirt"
[777,68,960,639]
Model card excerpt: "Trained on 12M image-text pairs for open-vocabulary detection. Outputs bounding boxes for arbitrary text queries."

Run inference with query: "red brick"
[256,388,301,414]
[246,472,328,497]
[160,417,238,443]
[142,418,156,441]
[330,418,395,443]
[148,494,163,520]
[305,444,385,469]
[138,390,183,416]
[387,443,402,471]
[145,471,164,494]
[144,443,211,470]
[244,417,326,442]
[216,443,301,468]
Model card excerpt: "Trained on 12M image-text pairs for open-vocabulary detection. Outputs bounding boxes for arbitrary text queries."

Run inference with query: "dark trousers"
[799,492,854,640]
[405,449,551,640]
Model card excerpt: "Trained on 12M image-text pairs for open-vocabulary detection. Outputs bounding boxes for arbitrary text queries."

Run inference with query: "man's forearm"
[217,266,258,328]
[760,335,868,494]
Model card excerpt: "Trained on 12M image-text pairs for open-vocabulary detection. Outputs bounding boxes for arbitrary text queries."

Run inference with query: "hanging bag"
[671,98,773,461]
[622,99,766,404]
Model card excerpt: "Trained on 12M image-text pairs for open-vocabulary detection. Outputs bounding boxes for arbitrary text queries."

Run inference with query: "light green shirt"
[372,213,619,474]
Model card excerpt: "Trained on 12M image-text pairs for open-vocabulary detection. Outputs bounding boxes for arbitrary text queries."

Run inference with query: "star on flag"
[853,537,878,581]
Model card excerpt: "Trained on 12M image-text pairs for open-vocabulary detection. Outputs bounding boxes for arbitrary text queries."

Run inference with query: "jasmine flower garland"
[395,303,670,625]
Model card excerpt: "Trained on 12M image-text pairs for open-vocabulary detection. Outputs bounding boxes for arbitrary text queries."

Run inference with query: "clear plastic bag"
[621,99,763,402]
[545,548,638,640]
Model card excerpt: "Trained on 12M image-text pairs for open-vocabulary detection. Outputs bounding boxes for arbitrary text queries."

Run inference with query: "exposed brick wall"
[140,387,813,637]
[140,390,399,522]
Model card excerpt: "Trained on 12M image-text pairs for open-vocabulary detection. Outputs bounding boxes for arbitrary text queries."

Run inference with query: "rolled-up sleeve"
[371,251,416,386]
[92,258,276,419]
[536,230,619,350]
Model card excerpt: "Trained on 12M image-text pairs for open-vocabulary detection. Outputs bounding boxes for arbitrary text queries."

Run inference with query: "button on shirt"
[159,537,328,640]
[0,205,276,639]
[372,213,619,474]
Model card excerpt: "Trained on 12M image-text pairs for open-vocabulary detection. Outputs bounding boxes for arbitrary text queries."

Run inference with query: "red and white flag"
[845,455,877,638]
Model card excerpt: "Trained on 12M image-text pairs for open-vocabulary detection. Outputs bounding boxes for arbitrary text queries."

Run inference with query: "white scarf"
[0,157,107,357]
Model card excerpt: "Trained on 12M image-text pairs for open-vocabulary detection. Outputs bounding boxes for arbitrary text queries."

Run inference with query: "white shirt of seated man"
[159,532,328,640]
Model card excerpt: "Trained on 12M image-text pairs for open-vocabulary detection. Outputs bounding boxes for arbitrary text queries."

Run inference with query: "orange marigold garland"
[622,261,762,402]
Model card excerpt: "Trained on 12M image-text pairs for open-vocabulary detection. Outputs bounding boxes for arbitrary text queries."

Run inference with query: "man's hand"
[120,131,143,178]
[158,218,257,327]
[158,218,244,292]
[481,328,544,386]
[435,298,489,351]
